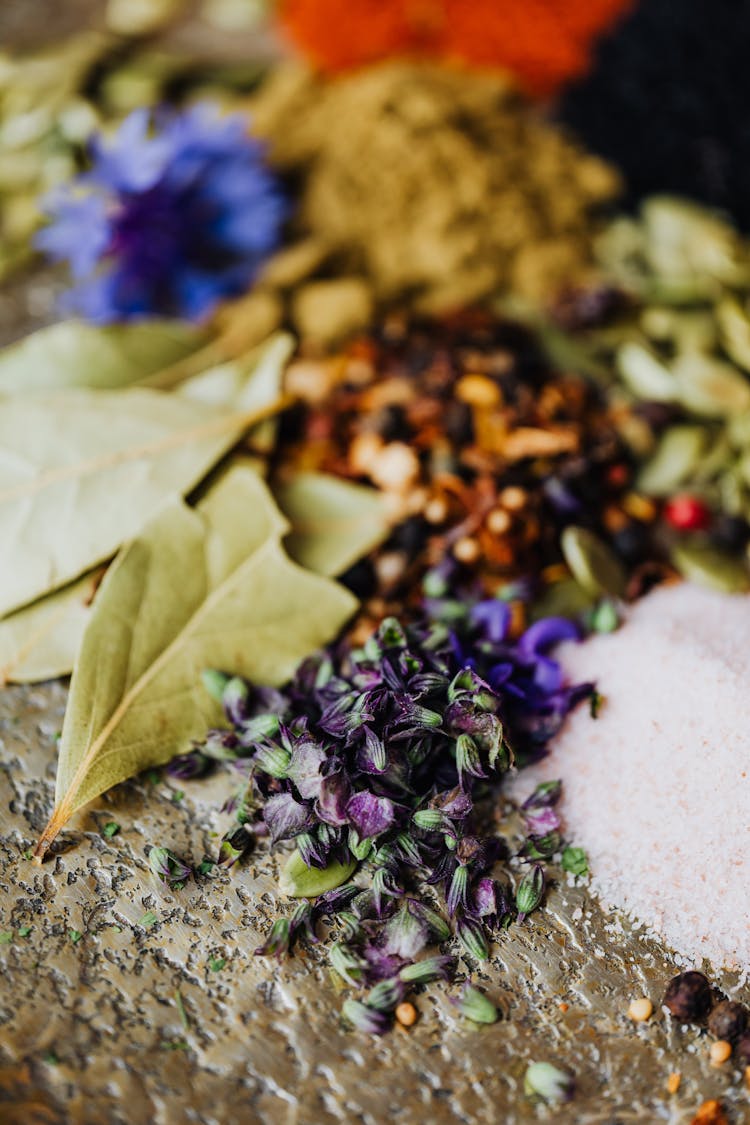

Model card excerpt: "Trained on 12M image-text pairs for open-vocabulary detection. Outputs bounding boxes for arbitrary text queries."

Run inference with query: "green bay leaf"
[35,467,356,858]
[0,570,101,685]
[0,319,205,395]
[0,377,287,618]
[274,471,391,577]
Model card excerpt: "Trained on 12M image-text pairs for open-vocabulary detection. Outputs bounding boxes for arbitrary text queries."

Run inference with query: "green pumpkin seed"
[673,352,750,417]
[616,342,676,402]
[279,852,357,899]
[530,578,596,622]
[637,425,707,496]
[671,542,750,593]
[716,298,750,372]
[560,526,626,599]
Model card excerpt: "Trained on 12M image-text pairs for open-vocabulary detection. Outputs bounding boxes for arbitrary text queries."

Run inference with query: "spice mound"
[251,62,620,308]
[518,582,750,973]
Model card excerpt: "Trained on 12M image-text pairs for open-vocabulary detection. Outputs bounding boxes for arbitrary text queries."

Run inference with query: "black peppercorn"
[707,1000,748,1043]
[663,971,712,1022]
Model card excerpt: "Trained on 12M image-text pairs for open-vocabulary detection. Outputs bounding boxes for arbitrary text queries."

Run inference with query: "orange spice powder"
[278,0,636,98]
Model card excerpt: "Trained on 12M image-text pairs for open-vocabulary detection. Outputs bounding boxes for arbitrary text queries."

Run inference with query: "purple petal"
[346,792,396,839]
[316,770,352,826]
[263,793,314,843]
[287,739,326,800]
[519,617,579,658]
[470,599,511,643]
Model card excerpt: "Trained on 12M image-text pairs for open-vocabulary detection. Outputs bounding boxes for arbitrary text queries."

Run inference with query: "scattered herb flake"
[163,1039,189,1051]
[22,849,33,860]
[590,690,604,719]
[196,860,215,875]
[138,910,158,930]
[171,789,184,804]
[18,926,32,937]
[102,821,120,838]
[0,931,13,944]
[43,1051,59,1066]
[174,989,190,1031]
[562,846,589,878]
[69,929,83,944]
[209,957,226,972]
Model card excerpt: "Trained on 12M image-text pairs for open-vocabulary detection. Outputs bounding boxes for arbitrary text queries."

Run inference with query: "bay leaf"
[35,467,357,858]
[274,471,391,577]
[0,570,101,685]
[0,319,205,395]
[0,380,288,618]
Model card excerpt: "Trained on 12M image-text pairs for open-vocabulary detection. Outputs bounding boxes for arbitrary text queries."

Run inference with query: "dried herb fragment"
[102,822,120,839]
[524,1061,575,1104]
[561,846,589,878]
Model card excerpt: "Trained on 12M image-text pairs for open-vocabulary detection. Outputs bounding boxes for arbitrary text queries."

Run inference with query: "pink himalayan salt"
[517,582,750,973]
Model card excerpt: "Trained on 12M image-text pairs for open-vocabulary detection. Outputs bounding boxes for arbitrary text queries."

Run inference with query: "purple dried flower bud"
[222,676,251,724]
[457,916,490,961]
[238,713,280,744]
[288,901,318,945]
[524,1061,574,1104]
[413,809,450,832]
[398,955,453,985]
[522,780,562,810]
[253,745,291,779]
[218,824,254,868]
[431,786,473,819]
[447,865,469,916]
[455,734,486,785]
[372,867,403,915]
[348,828,374,861]
[448,668,498,711]
[166,750,211,780]
[202,729,241,761]
[366,978,407,1012]
[263,792,314,843]
[314,883,361,918]
[347,792,396,839]
[357,727,388,774]
[316,767,353,827]
[330,941,367,985]
[377,617,409,650]
[522,832,562,860]
[524,806,561,836]
[383,901,429,959]
[294,832,327,869]
[148,846,192,888]
[516,864,545,922]
[255,918,290,960]
[342,998,390,1035]
[286,739,326,800]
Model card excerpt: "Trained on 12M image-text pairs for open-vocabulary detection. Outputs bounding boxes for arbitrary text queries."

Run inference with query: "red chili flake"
[663,495,712,532]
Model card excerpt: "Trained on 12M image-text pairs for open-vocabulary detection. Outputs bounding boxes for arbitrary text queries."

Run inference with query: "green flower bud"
[366,978,406,1012]
[515,864,545,921]
[457,917,490,961]
[201,668,230,702]
[453,984,498,1025]
[523,1061,574,1104]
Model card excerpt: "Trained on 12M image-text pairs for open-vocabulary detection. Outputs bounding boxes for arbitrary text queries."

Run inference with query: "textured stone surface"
[0,681,748,1125]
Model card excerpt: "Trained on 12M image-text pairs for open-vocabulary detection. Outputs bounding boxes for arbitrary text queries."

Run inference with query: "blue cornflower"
[36,104,287,323]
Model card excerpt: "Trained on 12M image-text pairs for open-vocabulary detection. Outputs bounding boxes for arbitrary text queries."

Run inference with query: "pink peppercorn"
[663,495,712,532]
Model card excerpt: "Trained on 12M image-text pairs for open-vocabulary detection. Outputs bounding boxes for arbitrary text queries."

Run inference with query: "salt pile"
[518,582,750,973]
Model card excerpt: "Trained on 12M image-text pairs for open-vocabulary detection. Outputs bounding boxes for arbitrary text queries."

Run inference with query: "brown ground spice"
[249,63,621,324]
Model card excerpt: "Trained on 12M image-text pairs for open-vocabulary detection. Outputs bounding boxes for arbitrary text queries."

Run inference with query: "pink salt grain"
[519,582,750,973]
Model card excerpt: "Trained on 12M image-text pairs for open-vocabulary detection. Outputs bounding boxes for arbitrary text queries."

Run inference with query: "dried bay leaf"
[274,471,391,577]
[0,382,288,618]
[35,466,357,858]
[0,570,101,685]
[0,319,205,395]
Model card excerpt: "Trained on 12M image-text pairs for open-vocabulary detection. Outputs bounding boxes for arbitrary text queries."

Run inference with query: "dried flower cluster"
[187,601,589,1030]
[37,104,287,322]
